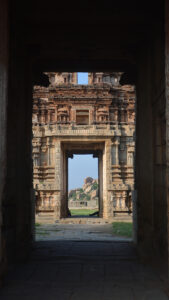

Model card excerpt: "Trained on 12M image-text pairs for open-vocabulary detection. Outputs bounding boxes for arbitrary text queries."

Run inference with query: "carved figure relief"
[128,152,134,166]
[96,105,109,123]
[57,105,70,123]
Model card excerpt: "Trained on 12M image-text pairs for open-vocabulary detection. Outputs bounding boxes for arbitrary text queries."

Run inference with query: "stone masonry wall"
[136,16,168,263]
[32,73,135,220]
[0,0,8,279]
[165,0,169,269]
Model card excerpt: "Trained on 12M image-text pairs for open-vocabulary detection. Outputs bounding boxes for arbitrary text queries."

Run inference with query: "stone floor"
[0,225,169,300]
[36,214,132,225]
[35,223,132,241]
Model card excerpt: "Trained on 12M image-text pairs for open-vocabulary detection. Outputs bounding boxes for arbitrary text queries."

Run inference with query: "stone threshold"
[56,218,112,224]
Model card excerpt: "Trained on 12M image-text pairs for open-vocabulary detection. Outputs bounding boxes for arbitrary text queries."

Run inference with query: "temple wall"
[165,0,169,270]
[0,0,8,278]
[33,81,135,220]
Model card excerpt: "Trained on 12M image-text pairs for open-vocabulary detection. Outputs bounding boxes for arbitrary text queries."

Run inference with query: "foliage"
[91,182,98,191]
[71,191,76,200]
[86,194,91,201]
[79,193,86,200]
[112,222,133,238]
[36,231,49,236]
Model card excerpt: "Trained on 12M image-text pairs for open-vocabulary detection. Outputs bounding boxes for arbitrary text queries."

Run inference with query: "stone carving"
[96,105,109,123]
[32,72,135,219]
[57,105,70,123]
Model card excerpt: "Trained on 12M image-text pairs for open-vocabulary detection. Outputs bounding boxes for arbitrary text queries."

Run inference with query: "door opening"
[68,154,99,218]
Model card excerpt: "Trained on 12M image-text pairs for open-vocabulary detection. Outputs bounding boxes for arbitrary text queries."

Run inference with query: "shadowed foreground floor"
[0,240,168,300]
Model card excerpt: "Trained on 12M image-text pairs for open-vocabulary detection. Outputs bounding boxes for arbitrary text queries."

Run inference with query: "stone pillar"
[0,0,8,279]
[136,16,167,264]
[3,31,34,261]
[165,0,169,273]
[60,149,68,218]
[98,152,103,217]
[103,140,113,219]
[54,141,61,219]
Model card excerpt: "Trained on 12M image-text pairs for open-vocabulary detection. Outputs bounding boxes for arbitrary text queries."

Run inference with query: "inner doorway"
[68,154,99,217]
[61,141,105,219]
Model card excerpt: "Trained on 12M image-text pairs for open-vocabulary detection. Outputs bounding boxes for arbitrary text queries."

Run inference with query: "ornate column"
[54,141,61,219]
[111,141,119,165]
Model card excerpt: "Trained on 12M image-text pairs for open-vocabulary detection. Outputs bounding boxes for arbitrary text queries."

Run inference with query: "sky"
[77,72,88,84]
[68,155,98,190]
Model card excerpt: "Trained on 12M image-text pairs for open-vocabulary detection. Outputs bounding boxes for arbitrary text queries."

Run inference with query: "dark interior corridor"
[0,0,169,298]
[0,240,168,299]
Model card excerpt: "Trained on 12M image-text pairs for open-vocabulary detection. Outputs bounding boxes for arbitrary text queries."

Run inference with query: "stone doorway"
[61,141,105,219]
[68,154,99,218]
[33,72,135,225]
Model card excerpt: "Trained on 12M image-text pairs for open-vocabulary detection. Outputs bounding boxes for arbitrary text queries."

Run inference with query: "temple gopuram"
[32,72,135,220]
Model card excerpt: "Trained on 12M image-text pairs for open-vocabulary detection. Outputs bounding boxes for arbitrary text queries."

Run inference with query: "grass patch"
[35,223,41,227]
[36,231,49,236]
[48,228,60,232]
[70,209,98,216]
[112,222,133,238]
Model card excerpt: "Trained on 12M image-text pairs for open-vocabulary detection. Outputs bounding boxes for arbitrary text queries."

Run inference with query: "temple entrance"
[68,154,99,218]
[61,141,104,219]
[33,72,135,222]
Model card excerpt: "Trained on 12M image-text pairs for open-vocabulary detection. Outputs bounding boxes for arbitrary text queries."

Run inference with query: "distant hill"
[68,177,98,202]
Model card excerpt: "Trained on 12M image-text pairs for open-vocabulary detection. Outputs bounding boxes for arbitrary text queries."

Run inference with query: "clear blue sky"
[78,72,88,84]
[68,155,98,190]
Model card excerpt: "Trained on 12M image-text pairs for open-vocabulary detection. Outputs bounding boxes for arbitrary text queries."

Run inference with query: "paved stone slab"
[35,223,132,242]
[0,240,168,300]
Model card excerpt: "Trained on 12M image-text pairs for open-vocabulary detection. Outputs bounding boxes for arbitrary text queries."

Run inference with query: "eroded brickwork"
[32,72,135,220]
